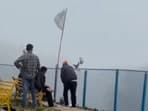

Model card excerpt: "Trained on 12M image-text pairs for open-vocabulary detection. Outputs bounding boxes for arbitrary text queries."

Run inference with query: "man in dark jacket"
[60,61,77,107]
[35,66,54,107]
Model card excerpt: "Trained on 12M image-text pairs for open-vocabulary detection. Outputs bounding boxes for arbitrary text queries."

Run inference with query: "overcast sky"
[0,0,148,70]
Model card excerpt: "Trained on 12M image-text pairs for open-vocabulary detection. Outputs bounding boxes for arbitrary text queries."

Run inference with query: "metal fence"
[0,64,147,111]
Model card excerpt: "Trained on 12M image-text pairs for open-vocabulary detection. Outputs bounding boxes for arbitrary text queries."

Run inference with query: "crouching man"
[35,66,54,107]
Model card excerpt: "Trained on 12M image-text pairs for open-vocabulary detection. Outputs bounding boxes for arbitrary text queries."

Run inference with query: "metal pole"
[54,9,68,101]
[82,70,88,108]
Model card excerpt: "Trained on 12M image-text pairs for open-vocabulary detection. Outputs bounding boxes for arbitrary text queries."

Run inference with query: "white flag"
[54,9,67,30]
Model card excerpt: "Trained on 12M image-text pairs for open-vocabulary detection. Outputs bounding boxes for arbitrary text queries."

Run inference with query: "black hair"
[26,43,33,51]
[40,66,47,72]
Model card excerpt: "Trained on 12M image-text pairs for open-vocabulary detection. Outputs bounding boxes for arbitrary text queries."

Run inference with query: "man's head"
[26,43,33,52]
[40,66,47,73]
[63,60,68,65]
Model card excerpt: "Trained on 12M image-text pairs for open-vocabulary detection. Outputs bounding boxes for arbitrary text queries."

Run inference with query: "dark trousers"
[44,89,54,106]
[36,86,53,107]
[42,86,54,107]
[63,81,77,107]
[3,107,16,111]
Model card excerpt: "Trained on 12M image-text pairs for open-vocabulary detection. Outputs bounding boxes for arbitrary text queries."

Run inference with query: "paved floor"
[10,102,94,111]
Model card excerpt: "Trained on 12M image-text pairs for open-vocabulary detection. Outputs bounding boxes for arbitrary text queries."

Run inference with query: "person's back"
[14,44,40,79]
[20,52,39,79]
[61,63,77,84]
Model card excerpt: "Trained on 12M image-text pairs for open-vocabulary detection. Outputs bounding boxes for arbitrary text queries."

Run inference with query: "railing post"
[82,70,88,108]
[54,64,58,102]
[141,72,147,111]
[114,69,119,111]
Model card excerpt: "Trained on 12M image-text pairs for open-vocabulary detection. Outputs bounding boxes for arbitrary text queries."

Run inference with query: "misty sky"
[0,0,148,70]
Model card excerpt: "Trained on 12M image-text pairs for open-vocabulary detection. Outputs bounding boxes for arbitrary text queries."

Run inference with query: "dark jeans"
[44,89,54,107]
[63,81,77,107]
[22,78,36,108]
[3,107,16,111]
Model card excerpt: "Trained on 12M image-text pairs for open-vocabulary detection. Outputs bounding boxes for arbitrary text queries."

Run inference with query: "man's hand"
[46,87,54,92]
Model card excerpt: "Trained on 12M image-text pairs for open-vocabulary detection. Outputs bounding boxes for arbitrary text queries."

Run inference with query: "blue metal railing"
[114,70,119,111]
[141,72,147,111]
[0,64,147,111]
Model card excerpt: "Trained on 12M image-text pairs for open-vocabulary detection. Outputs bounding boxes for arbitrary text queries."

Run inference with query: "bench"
[0,79,16,111]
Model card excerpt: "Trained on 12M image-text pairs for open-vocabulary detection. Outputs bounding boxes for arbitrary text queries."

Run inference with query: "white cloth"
[54,9,67,30]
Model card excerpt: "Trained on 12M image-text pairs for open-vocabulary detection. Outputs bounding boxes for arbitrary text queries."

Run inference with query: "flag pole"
[54,8,68,101]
